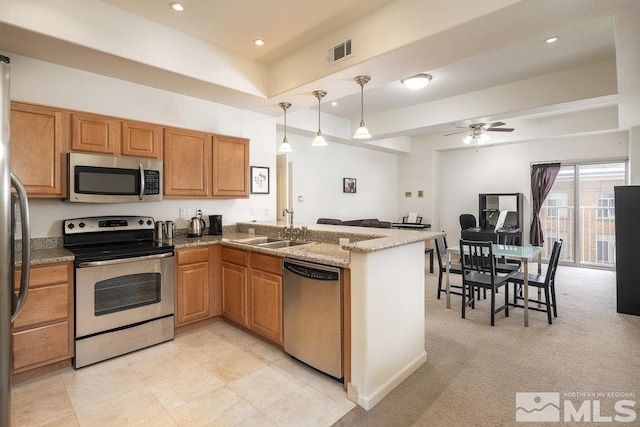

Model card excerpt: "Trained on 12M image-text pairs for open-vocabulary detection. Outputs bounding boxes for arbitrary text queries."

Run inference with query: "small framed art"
[343,177,357,193]
[250,166,270,194]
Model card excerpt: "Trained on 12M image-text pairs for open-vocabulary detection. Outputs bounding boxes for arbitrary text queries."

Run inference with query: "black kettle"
[187,209,205,237]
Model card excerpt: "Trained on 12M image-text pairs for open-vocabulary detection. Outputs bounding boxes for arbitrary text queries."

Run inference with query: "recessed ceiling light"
[169,2,184,12]
[331,101,338,107]
[545,36,559,43]
[254,39,265,46]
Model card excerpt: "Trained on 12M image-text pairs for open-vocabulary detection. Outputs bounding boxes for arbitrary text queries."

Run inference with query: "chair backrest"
[497,232,520,246]
[434,235,448,268]
[545,239,563,286]
[317,218,342,225]
[460,239,496,277]
[459,214,477,230]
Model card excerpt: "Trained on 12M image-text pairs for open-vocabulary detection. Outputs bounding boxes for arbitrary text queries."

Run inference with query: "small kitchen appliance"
[187,209,205,237]
[208,214,222,235]
[63,216,175,368]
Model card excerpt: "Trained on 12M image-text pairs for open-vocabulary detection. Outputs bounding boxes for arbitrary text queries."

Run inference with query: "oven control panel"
[63,216,155,234]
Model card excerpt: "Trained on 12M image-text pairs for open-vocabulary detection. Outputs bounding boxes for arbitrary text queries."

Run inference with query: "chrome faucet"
[285,208,294,228]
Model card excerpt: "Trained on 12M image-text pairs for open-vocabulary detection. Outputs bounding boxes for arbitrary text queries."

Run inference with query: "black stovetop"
[63,216,174,262]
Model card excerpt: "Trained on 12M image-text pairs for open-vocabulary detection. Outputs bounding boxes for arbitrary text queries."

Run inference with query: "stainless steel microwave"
[67,153,162,203]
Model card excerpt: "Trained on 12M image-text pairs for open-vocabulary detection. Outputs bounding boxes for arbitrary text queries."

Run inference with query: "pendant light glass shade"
[353,75,372,139]
[311,90,327,146]
[278,102,293,152]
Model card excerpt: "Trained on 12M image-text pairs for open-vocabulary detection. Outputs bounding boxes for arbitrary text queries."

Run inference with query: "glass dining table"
[446,243,543,327]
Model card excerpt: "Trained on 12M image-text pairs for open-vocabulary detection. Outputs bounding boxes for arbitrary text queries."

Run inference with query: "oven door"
[75,253,174,338]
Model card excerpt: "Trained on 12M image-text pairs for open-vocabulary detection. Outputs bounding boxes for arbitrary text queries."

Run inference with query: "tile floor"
[11,321,355,426]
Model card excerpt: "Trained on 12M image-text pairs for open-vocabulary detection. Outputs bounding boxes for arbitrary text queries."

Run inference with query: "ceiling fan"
[445,121,514,144]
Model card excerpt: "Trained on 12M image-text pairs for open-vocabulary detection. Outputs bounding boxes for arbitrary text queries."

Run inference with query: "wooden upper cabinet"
[121,120,162,159]
[10,102,68,198]
[71,112,121,154]
[212,135,249,198]
[163,127,211,197]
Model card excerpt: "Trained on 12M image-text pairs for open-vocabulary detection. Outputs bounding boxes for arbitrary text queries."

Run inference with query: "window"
[597,192,615,219]
[546,193,568,219]
[596,234,615,264]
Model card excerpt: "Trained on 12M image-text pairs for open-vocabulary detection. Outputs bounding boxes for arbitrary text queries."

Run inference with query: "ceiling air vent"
[327,39,352,65]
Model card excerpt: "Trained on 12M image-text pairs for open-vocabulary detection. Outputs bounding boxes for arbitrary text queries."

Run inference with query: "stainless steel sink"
[231,236,314,249]
[258,240,313,249]
[232,236,283,245]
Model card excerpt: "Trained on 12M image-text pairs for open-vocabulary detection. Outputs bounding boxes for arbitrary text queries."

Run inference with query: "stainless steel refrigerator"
[1,55,32,427]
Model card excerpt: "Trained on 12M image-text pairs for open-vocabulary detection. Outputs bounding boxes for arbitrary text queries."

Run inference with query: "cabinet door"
[10,102,67,198]
[122,120,162,159]
[71,112,121,154]
[212,135,249,198]
[248,269,283,344]
[164,128,211,197]
[221,262,248,326]
[176,261,211,326]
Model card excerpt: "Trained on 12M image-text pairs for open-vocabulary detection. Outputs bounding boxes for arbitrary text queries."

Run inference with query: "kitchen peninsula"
[178,221,443,410]
[17,221,442,411]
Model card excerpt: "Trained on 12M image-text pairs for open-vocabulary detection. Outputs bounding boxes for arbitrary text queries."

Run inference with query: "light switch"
[298,196,304,202]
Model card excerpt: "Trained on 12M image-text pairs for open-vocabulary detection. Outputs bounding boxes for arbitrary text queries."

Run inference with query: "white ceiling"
[1,0,638,145]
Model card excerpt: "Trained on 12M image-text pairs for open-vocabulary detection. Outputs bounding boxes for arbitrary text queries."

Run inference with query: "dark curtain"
[530,163,561,246]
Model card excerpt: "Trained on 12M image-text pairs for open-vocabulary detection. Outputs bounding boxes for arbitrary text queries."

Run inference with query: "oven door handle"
[77,252,174,268]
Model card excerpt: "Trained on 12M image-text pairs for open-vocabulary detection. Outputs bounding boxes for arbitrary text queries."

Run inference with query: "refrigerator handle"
[10,172,30,321]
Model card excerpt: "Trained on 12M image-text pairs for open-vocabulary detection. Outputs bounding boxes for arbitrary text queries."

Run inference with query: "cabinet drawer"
[12,283,69,330]
[250,252,282,275]
[15,263,70,288]
[12,321,71,371]
[177,247,210,265]
[221,247,248,266]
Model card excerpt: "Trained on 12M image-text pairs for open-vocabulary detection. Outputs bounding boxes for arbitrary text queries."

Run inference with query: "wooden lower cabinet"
[221,247,248,326]
[248,253,283,345]
[11,262,74,373]
[175,247,218,327]
[220,247,283,344]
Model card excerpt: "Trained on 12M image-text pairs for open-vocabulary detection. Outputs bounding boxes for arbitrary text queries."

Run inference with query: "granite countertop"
[16,223,443,269]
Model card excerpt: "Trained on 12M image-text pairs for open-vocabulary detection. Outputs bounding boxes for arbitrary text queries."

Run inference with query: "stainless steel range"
[63,216,175,368]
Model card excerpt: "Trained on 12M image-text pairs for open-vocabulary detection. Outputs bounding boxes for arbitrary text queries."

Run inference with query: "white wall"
[5,52,276,238]
[401,131,629,245]
[282,133,399,225]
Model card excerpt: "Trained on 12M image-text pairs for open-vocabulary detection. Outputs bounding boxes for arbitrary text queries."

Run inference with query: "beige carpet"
[334,265,640,426]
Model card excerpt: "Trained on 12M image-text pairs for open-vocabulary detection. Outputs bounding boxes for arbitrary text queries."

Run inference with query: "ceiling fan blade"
[487,121,506,127]
[486,127,514,132]
[444,129,471,136]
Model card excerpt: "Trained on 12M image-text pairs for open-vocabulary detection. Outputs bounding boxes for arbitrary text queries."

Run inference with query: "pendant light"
[312,90,328,146]
[278,102,293,153]
[353,75,372,139]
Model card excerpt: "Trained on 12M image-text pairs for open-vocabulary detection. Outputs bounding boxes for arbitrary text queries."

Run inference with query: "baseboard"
[358,350,428,410]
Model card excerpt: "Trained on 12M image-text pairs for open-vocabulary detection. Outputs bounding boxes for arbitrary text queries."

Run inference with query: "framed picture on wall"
[343,177,357,193]
[250,166,270,194]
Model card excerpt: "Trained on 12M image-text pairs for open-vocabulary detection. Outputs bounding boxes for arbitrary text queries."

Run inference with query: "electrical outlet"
[264,207,270,216]
[179,208,191,219]
[250,207,256,216]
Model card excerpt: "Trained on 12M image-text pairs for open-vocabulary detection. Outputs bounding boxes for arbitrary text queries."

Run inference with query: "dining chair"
[459,214,477,230]
[495,232,522,274]
[460,239,515,326]
[435,235,463,299]
[507,239,562,324]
